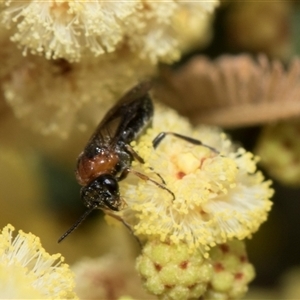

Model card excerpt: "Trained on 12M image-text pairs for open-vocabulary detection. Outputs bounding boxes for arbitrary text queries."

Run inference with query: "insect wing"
[84,82,153,158]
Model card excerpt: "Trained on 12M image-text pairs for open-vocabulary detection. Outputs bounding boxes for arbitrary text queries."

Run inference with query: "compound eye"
[80,174,120,211]
[103,175,118,194]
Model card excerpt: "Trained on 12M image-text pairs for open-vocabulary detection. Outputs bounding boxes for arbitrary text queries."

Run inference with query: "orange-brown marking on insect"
[76,151,119,185]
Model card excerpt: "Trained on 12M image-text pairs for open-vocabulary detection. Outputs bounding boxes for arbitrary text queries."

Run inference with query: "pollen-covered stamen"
[0,0,219,62]
[0,224,78,299]
[49,2,73,23]
[120,104,273,254]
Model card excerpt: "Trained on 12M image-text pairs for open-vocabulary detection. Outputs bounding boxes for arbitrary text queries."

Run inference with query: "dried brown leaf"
[155,54,300,127]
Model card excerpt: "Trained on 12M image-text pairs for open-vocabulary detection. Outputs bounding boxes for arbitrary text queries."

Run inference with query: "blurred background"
[1,1,300,298]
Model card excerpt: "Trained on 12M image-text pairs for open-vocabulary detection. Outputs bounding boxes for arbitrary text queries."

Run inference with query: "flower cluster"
[0,0,219,62]
[111,103,274,299]
[136,239,255,299]
[72,255,153,300]
[119,104,273,255]
[256,119,300,186]
[136,239,212,299]
[203,240,255,299]
[1,45,155,138]
[0,224,77,299]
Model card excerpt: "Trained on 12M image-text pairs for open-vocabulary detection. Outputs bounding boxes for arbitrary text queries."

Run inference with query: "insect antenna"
[58,205,96,243]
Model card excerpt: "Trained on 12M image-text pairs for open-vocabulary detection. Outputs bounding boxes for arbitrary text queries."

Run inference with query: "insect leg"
[104,209,142,248]
[125,167,175,200]
[117,167,130,182]
[149,167,166,184]
[124,144,145,164]
[124,144,166,184]
[152,132,219,153]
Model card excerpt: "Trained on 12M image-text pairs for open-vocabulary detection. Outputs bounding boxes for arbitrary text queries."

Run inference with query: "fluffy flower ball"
[0,0,219,62]
[119,104,273,254]
[1,46,155,138]
[256,119,300,186]
[0,224,77,299]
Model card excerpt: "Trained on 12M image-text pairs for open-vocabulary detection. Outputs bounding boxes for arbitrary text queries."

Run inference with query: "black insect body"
[75,81,154,212]
[58,82,162,242]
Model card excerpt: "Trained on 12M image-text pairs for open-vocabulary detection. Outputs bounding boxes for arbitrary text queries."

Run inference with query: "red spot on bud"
[165,284,174,289]
[235,272,243,280]
[240,255,248,263]
[220,244,229,253]
[154,263,162,272]
[177,171,186,179]
[188,284,197,289]
[214,263,224,272]
[180,261,188,269]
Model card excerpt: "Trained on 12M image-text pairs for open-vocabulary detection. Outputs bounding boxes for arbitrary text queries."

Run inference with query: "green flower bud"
[136,239,213,300]
[203,240,255,299]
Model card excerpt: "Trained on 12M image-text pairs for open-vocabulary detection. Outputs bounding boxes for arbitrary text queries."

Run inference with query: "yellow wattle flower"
[72,255,152,300]
[1,47,155,138]
[256,119,300,186]
[136,239,212,299]
[119,104,273,255]
[0,0,219,62]
[0,224,78,299]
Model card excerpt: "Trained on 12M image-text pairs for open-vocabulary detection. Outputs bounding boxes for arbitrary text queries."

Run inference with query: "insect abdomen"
[76,151,119,186]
